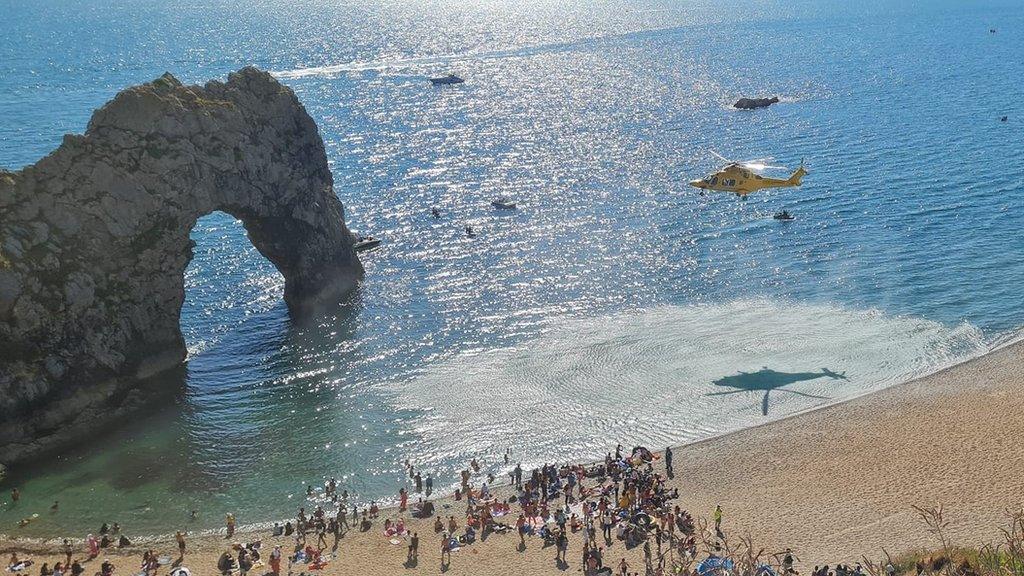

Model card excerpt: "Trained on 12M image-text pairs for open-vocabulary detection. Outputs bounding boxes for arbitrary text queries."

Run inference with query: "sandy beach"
[3,339,1023,575]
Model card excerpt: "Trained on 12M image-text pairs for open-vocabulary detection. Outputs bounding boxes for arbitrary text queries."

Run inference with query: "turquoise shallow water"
[1,0,1023,538]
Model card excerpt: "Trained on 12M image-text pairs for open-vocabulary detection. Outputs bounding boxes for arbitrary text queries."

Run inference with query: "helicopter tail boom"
[786,165,807,186]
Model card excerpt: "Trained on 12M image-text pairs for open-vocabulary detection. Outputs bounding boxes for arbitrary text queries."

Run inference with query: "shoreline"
[3,334,1024,571]
[1,325,1012,547]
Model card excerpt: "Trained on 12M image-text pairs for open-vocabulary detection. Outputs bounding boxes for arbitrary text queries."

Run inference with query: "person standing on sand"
[399,487,408,511]
[781,548,799,575]
[601,510,613,541]
[269,545,281,575]
[556,530,568,563]
[425,474,433,497]
[226,513,236,537]
[329,516,340,547]
[618,557,629,576]
[337,506,349,534]
[440,533,451,567]
[316,521,328,548]
[86,534,99,559]
[713,504,723,533]
[62,539,73,566]
[176,531,186,558]
[408,532,419,562]
[664,446,673,478]
[414,472,422,493]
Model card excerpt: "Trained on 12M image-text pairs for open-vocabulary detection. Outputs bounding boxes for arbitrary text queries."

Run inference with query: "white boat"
[354,235,381,252]
[491,197,516,210]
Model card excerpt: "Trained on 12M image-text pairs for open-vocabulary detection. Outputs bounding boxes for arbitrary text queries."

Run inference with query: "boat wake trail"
[271,26,685,79]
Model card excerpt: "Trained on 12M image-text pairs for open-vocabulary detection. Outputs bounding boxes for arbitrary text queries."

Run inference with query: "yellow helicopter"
[689,151,807,199]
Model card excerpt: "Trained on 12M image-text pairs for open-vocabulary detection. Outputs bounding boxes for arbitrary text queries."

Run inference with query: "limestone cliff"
[0,67,363,463]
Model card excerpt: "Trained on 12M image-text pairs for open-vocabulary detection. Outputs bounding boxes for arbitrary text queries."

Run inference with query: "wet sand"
[3,339,1023,575]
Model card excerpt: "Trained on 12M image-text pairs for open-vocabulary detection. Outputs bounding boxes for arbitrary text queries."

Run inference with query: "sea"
[1,0,1023,538]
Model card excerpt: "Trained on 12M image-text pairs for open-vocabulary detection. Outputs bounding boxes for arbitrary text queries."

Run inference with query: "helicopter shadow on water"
[707,367,848,416]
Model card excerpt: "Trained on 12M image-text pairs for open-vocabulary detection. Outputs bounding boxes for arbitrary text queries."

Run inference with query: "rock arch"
[0,68,363,462]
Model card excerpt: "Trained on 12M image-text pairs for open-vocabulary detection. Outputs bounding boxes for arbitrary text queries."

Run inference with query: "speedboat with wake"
[773,210,795,221]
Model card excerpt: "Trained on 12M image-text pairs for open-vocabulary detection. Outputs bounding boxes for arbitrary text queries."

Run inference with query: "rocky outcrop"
[0,67,363,463]
[734,97,780,110]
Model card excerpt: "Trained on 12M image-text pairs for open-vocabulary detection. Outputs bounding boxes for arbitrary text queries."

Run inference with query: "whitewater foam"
[387,299,988,475]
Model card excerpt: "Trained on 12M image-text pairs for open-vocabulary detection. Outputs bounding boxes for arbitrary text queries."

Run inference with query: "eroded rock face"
[0,67,363,463]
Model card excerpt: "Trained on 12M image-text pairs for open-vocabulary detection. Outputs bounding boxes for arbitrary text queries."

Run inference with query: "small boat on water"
[491,197,517,210]
[773,211,795,221]
[430,74,464,86]
[354,235,382,252]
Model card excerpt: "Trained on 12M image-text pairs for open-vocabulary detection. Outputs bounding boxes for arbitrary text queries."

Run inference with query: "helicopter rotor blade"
[709,150,731,164]
[741,161,788,172]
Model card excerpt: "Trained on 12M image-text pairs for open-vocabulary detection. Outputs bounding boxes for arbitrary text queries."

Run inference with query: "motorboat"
[354,235,381,252]
[430,74,464,85]
[491,197,516,210]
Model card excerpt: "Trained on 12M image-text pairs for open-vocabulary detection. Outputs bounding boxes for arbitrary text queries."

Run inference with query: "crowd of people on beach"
[195,443,799,576]
[5,444,824,576]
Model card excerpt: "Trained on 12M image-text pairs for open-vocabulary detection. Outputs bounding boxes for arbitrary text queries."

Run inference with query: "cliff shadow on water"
[0,297,367,502]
